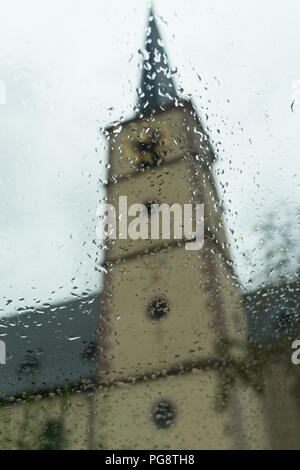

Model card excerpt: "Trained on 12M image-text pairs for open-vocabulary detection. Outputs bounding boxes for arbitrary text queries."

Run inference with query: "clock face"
[133,127,163,169]
[110,108,194,176]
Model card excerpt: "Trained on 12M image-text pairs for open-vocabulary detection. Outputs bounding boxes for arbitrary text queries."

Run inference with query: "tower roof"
[138,7,177,112]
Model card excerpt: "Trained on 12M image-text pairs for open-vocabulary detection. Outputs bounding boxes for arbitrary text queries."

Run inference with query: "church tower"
[0,7,273,450]
[95,8,270,449]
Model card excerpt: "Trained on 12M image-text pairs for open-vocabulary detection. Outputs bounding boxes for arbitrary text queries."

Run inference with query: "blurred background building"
[0,5,299,450]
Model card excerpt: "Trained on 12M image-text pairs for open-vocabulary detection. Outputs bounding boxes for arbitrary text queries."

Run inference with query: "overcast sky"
[1,0,300,316]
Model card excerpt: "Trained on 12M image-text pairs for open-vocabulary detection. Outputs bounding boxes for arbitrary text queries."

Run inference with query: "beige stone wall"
[98,374,271,449]
[97,102,269,449]
[0,372,271,450]
[262,363,300,449]
[102,243,246,381]
[107,101,213,180]
[95,372,238,450]
[106,158,198,260]
[0,392,92,450]
[0,101,274,451]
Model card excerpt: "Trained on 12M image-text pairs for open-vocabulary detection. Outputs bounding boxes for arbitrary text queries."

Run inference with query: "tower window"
[82,341,98,360]
[39,419,64,450]
[276,312,294,332]
[135,129,163,169]
[17,355,40,374]
[152,400,177,429]
[147,297,169,320]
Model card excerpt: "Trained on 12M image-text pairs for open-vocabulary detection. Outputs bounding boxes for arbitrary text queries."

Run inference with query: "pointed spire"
[137,7,177,112]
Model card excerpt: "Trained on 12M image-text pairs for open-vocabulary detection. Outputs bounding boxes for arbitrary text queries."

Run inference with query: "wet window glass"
[1,0,300,452]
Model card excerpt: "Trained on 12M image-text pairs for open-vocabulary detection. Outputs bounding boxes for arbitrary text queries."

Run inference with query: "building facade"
[0,8,272,450]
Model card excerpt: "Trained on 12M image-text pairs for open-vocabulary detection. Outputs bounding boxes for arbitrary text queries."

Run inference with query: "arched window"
[134,129,163,169]
[147,297,169,320]
[82,341,98,360]
[152,400,177,429]
[39,419,64,450]
[17,355,40,374]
